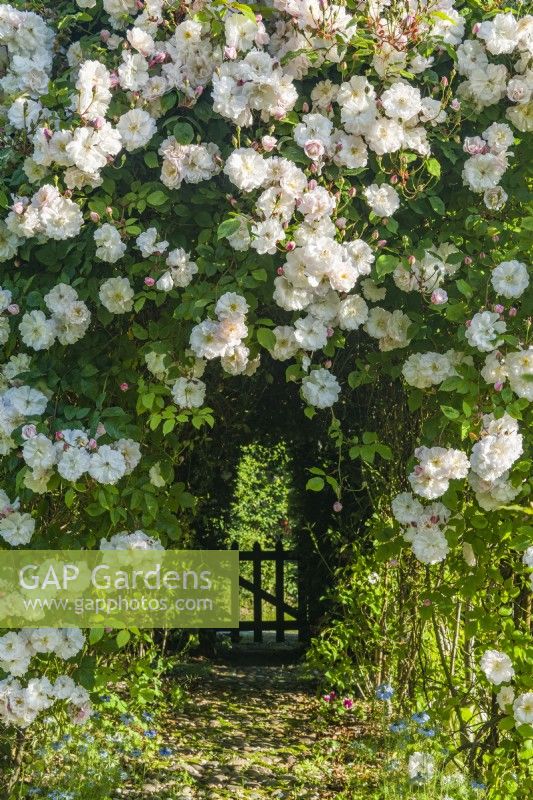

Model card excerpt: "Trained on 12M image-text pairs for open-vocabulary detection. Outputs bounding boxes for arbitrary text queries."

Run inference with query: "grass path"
[125,661,379,800]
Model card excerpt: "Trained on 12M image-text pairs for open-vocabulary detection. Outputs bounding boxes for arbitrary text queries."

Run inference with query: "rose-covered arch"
[0,0,531,792]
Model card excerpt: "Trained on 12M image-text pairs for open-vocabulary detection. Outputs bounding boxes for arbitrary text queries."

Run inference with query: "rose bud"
[119,382,129,392]
[89,211,100,223]
[333,501,343,512]
[144,277,155,287]
[509,307,517,317]
[285,241,295,252]
[431,288,448,305]
[7,304,19,315]
[493,304,504,314]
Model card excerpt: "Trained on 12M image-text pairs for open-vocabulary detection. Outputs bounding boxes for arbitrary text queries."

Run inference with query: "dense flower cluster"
[0,0,530,773]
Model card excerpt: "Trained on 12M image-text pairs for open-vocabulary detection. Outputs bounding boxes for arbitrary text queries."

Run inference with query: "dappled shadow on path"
[123,661,348,800]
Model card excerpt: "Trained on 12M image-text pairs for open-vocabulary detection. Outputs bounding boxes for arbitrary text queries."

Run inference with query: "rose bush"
[0,0,531,794]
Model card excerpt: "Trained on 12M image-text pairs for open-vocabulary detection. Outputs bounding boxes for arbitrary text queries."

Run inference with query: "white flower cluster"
[457,12,533,132]
[94,224,127,263]
[402,350,469,390]
[466,310,507,353]
[22,428,141,492]
[0,384,48,456]
[156,247,199,292]
[213,50,297,126]
[159,138,221,190]
[0,627,91,727]
[99,529,164,550]
[392,492,451,565]
[0,491,35,547]
[482,348,533,401]
[393,244,461,294]
[301,368,341,409]
[364,308,412,352]
[19,284,91,350]
[0,4,54,98]
[408,446,470,500]
[469,413,523,482]
[5,185,83,242]
[481,649,532,728]
[462,123,515,204]
[189,292,258,377]
[99,276,134,314]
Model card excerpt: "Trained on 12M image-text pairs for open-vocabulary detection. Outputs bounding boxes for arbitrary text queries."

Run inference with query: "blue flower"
[418,727,436,738]
[99,694,112,703]
[471,780,487,790]
[27,790,42,797]
[375,683,394,701]
[141,711,153,721]
[412,711,430,724]
[158,746,173,757]
[389,720,407,733]
[120,713,134,725]
[50,741,63,752]
[143,729,157,739]
[129,748,142,758]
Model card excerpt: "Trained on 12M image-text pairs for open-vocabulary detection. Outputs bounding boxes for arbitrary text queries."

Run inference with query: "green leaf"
[173,121,194,145]
[89,628,105,645]
[256,328,276,350]
[440,405,461,420]
[217,217,242,239]
[426,158,441,178]
[306,476,325,492]
[375,254,398,278]
[147,190,168,207]
[143,151,159,169]
[429,195,445,215]
[116,630,131,648]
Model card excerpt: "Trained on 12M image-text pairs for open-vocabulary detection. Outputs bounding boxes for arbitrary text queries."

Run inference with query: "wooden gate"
[230,540,310,643]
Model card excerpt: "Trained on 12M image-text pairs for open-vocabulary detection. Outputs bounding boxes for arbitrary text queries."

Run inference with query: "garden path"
[127,660,376,800]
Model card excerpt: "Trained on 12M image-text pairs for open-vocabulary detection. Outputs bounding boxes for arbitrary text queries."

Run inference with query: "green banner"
[0,550,239,629]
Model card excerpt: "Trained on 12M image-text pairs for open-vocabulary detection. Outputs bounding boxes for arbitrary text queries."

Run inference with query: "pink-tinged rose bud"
[136,0,144,9]
[450,98,460,111]
[100,29,111,43]
[285,241,296,252]
[309,161,318,174]
[106,207,113,216]
[304,139,325,160]
[377,239,387,247]
[91,117,105,130]
[440,76,448,87]
[276,266,284,276]
[21,424,37,440]
[87,438,98,450]
[302,102,310,113]
[119,382,129,392]
[390,174,399,184]
[195,85,204,98]
[335,217,347,230]
[472,22,480,34]
[109,71,120,88]
[7,304,19,315]
[509,307,517,317]
[12,201,25,214]
[324,359,332,369]
[408,255,416,265]
[149,52,166,66]
[465,319,472,328]
[479,252,486,259]
[43,127,53,142]
[493,304,504,314]
[144,276,155,287]
[224,45,237,60]
[55,431,64,441]
[333,501,343,512]
[464,256,473,265]
[96,423,106,437]
[261,135,277,152]
[492,234,499,242]
[348,186,357,198]
[89,211,100,223]
[431,288,448,305]
[343,698,353,710]
[494,381,504,392]
[323,694,332,702]
[326,327,334,338]
[423,598,432,607]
